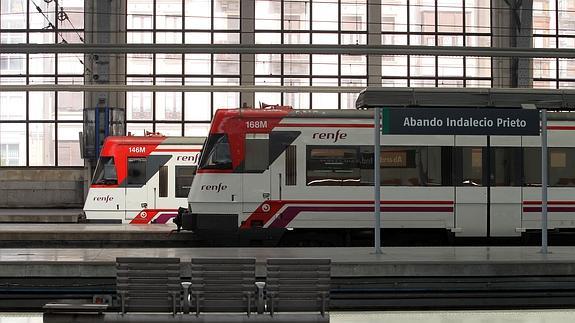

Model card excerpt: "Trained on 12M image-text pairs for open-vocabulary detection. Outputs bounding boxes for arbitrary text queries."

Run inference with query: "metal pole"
[374,108,382,254]
[541,109,548,254]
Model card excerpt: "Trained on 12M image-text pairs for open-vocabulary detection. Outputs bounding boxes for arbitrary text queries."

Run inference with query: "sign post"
[375,107,540,255]
[541,109,548,254]
[374,108,382,254]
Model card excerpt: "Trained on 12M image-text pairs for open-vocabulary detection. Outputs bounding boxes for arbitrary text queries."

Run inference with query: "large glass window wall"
[533,0,575,89]
[0,0,84,166]
[381,0,492,87]
[126,0,240,136]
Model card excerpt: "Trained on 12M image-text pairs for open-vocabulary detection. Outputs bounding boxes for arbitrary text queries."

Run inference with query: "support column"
[491,0,533,88]
[83,0,127,196]
[240,0,255,107]
[367,0,382,87]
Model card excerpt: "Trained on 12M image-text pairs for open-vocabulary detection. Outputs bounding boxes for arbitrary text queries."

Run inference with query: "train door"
[489,137,522,237]
[145,156,172,212]
[125,156,148,220]
[242,134,271,219]
[454,137,488,237]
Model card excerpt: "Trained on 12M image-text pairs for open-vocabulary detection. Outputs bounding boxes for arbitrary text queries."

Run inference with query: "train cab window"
[198,134,232,170]
[455,147,483,186]
[491,147,521,186]
[127,157,147,185]
[307,147,360,186]
[244,134,269,172]
[92,157,117,185]
[175,166,196,198]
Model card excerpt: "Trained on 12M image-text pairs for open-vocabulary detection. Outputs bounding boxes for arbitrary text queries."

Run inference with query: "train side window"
[159,166,168,197]
[176,166,196,198]
[523,148,541,186]
[549,148,575,186]
[307,146,359,186]
[127,157,147,185]
[491,147,521,186]
[285,145,297,186]
[244,134,269,172]
[455,147,483,186]
[358,146,445,186]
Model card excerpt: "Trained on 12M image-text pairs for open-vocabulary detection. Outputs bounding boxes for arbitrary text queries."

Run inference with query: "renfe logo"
[312,130,348,143]
[177,154,199,162]
[94,195,114,203]
[201,183,227,192]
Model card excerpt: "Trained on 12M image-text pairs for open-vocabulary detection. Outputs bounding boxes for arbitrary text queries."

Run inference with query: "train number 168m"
[128,146,146,154]
[246,120,268,129]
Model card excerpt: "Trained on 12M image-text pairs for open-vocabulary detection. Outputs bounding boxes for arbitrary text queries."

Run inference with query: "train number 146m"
[128,146,146,154]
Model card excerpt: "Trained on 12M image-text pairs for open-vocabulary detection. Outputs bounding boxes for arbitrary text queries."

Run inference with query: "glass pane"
[0,91,26,120]
[311,93,338,109]
[0,54,26,75]
[186,0,211,29]
[156,0,182,29]
[410,0,435,32]
[410,55,435,77]
[127,54,153,75]
[255,92,281,106]
[213,92,239,109]
[255,0,281,30]
[255,54,281,75]
[284,54,310,75]
[438,56,464,77]
[156,92,182,121]
[29,0,54,29]
[29,32,54,44]
[58,54,85,75]
[29,54,55,74]
[156,32,182,43]
[184,92,211,121]
[284,0,310,30]
[256,32,282,44]
[214,0,240,30]
[29,123,55,166]
[533,0,556,35]
[58,92,83,120]
[213,54,239,74]
[341,55,366,76]
[466,57,491,78]
[59,0,85,29]
[466,0,490,34]
[185,32,212,43]
[491,148,521,186]
[456,147,483,186]
[341,93,360,109]
[437,0,462,33]
[128,0,153,29]
[127,92,153,120]
[29,92,55,120]
[341,0,366,31]
[213,32,239,44]
[0,123,26,166]
[185,123,210,136]
[156,54,182,74]
[312,0,338,30]
[57,123,82,166]
[382,0,407,32]
[559,58,575,79]
[312,55,338,75]
[284,92,310,109]
[533,58,557,79]
[156,123,183,136]
[382,55,407,77]
[127,157,147,185]
[185,54,211,75]
[127,122,153,136]
[558,0,575,35]
[1,0,26,29]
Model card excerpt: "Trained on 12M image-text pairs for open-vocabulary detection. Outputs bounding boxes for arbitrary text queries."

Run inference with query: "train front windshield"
[198,134,232,170]
[92,156,118,185]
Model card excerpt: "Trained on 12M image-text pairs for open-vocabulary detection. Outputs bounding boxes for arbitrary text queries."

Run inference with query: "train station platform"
[1,246,574,278]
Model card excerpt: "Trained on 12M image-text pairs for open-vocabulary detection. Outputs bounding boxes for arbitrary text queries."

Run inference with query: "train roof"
[103,136,205,146]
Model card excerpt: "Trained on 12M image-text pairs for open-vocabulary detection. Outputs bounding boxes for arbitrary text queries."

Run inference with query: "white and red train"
[84,135,203,224]
[183,107,575,244]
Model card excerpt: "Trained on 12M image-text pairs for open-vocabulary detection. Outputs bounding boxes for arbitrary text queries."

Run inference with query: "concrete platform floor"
[0,209,82,223]
[5,310,575,323]
[0,246,574,277]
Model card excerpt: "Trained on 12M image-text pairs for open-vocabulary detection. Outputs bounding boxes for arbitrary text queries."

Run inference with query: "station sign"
[381,108,540,136]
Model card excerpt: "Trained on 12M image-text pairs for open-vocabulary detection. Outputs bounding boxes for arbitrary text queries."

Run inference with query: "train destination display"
[381,108,540,135]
